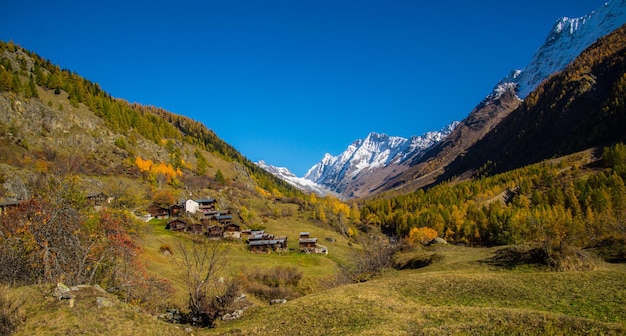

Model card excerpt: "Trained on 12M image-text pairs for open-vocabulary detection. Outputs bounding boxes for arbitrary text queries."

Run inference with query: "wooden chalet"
[215,214,233,225]
[148,204,170,219]
[166,218,188,232]
[248,231,274,242]
[206,225,224,239]
[223,223,241,239]
[196,198,217,214]
[299,232,318,252]
[169,203,185,217]
[248,237,288,253]
[299,237,318,251]
[187,223,204,235]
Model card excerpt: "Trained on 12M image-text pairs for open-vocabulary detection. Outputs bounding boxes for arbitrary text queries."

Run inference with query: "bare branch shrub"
[175,237,239,328]
[238,266,303,301]
[337,235,399,283]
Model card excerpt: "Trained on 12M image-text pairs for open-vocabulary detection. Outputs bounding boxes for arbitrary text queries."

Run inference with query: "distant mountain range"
[259,0,626,199]
[256,123,457,198]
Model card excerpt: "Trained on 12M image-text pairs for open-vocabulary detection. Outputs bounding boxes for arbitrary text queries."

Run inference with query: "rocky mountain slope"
[440,24,626,180]
[276,0,626,199]
[0,41,301,206]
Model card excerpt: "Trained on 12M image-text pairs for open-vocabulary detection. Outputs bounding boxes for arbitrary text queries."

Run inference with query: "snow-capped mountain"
[302,122,459,195]
[495,0,626,99]
[255,160,335,196]
[260,0,626,199]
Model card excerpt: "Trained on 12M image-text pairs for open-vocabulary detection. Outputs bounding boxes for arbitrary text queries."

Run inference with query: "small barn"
[299,237,318,252]
[206,225,224,239]
[166,218,188,232]
[249,238,288,253]
[223,223,241,239]
[187,223,204,235]
[148,204,170,219]
[169,203,185,217]
[299,232,320,252]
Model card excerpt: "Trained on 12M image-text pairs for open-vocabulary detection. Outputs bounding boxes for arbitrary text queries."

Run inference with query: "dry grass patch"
[211,245,626,335]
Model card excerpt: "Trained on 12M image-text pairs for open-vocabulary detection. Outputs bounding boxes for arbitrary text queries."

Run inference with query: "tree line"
[361,143,626,258]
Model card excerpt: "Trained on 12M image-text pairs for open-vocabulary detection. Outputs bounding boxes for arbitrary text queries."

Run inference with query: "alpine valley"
[259,0,626,199]
[0,1,626,335]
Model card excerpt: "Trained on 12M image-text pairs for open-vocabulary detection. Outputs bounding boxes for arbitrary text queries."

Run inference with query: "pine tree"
[215,169,226,185]
[28,74,38,98]
[0,67,11,91]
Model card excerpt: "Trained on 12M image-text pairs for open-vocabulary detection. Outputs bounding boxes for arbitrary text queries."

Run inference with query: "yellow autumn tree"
[135,156,182,186]
[135,156,153,173]
[407,227,438,246]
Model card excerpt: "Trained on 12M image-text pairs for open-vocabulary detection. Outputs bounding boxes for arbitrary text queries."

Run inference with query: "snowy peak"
[255,161,334,196]
[303,122,458,193]
[256,160,297,179]
[497,0,626,99]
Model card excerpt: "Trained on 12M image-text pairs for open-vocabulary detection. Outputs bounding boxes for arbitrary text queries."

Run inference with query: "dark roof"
[149,204,169,210]
[196,198,216,203]
[249,239,286,246]
[216,215,233,220]
[299,238,317,244]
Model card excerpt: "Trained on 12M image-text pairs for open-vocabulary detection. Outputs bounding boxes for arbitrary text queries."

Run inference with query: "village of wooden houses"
[1,194,328,254]
[148,198,328,255]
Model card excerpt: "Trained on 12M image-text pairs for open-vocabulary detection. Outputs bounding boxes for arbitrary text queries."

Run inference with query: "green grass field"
[7,243,625,335]
[209,244,626,335]
[6,212,626,335]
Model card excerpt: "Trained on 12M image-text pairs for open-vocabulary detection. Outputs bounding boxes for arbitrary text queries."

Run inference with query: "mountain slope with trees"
[441,24,626,180]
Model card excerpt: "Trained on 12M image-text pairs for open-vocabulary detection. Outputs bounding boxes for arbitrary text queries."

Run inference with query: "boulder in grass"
[53,283,75,300]
[96,296,114,308]
[428,237,448,246]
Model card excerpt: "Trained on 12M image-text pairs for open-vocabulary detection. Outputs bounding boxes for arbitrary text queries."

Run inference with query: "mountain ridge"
[261,0,626,199]
[498,0,626,99]
[258,123,458,198]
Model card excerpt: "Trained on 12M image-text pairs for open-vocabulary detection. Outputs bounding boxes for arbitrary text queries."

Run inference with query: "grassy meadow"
[7,241,625,335]
[210,244,626,335]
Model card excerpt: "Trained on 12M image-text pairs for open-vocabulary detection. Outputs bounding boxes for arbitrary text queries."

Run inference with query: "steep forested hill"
[441,25,626,181]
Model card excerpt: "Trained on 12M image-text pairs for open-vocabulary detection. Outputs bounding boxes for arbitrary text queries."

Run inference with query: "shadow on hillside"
[395,252,444,270]
[481,246,551,270]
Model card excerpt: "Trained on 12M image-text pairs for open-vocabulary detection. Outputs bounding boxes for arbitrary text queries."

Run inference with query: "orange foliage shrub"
[407,227,438,246]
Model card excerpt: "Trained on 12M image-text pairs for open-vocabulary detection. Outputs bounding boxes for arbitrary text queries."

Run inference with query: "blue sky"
[2,1,607,176]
